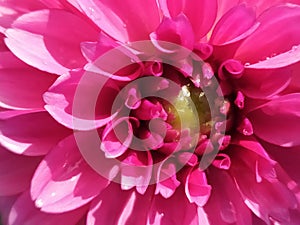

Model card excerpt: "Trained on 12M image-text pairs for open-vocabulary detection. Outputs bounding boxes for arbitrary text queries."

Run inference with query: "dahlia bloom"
[1,0,300,224]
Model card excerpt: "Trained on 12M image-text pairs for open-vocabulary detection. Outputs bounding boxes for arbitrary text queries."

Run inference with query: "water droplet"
[292,45,298,51]
[199,92,205,98]
[244,62,250,66]
[181,86,190,97]
[265,57,270,60]
[123,23,127,28]
[51,192,56,197]
[36,199,44,207]
[71,176,77,181]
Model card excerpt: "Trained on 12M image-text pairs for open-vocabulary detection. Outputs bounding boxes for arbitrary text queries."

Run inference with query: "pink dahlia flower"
[1,0,300,224]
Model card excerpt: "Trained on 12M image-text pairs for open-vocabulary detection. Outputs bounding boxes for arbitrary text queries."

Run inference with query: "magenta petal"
[8,191,88,225]
[150,187,199,225]
[230,146,298,224]
[5,9,98,75]
[151,14,195,51]
[210,4,256,45]
[155,160,180,198]
[159,0,218,40]
[234,66,291,99]
[185,168,211,207]
[0,195,17,225]
[235,4,300,64]
[30,135,109,213]
[44,70,119,130]
[120,150,153,195]
[0,110,71,155]
[0,146,41,196]
[248,94,300,147]
[88,184,154,225]
[101,117,134,158]
[75,0,160,42]
[204,168,252,225]
[0,51,56,109]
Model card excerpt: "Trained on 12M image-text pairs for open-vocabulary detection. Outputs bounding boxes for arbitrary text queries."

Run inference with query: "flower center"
[168,85,212,134]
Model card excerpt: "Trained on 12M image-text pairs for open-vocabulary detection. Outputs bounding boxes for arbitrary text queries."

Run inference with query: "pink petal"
[88,184,154,225]
[44,70,119,130]
[185,168,211,207]
[230,145,298,224]
[8,191,88,225]
[120,150,153,195]
[150,14,195,52]
[150,187,199,225]
[0,51,56,110]
[5,9,98,75]
[267,143,300,184]
[0,195,17,225]
[100,117,135,158]
[248,94,300,147]
[210,4,256,45]
[30,135,109,213]
[235,4,300,64]
[133,99,167,121]
[233,65,292,99]
[0,146,41,196]
[0,110,71,155]
[74,0,160,42]
[204,168,252,225]
[155,160,180,198]
[159,0,218,40]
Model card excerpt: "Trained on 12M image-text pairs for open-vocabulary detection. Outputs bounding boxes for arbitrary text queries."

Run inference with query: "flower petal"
[248,94,300,147]
[44,70,119,130]
[0,146,41,196]
[230,145,298,224]
[185,168,211,207]
[235,4,300,64]
[5,9,98,75]
[150,187,199,225]
[234,65,292,99]
[155,160,180,199]
[0,51,56,110]
[8,191,87,225]
[0,110,71,155]
[30,135,109,213]
[210,4,256,45]
[159,0,218,40]
[87,184,154,225]
[100,117,135,158]
[204,168,252,225]
[74,0,160,42]
[120,150,153,195]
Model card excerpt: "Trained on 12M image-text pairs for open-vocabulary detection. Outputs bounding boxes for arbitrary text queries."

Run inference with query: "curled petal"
[155,160,180,198]
[185,168,211,207]
[120,150,153,195]
[101,117,136,158]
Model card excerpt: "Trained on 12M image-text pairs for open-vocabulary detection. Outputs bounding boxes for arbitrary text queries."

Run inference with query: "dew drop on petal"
[36,199,44,208]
